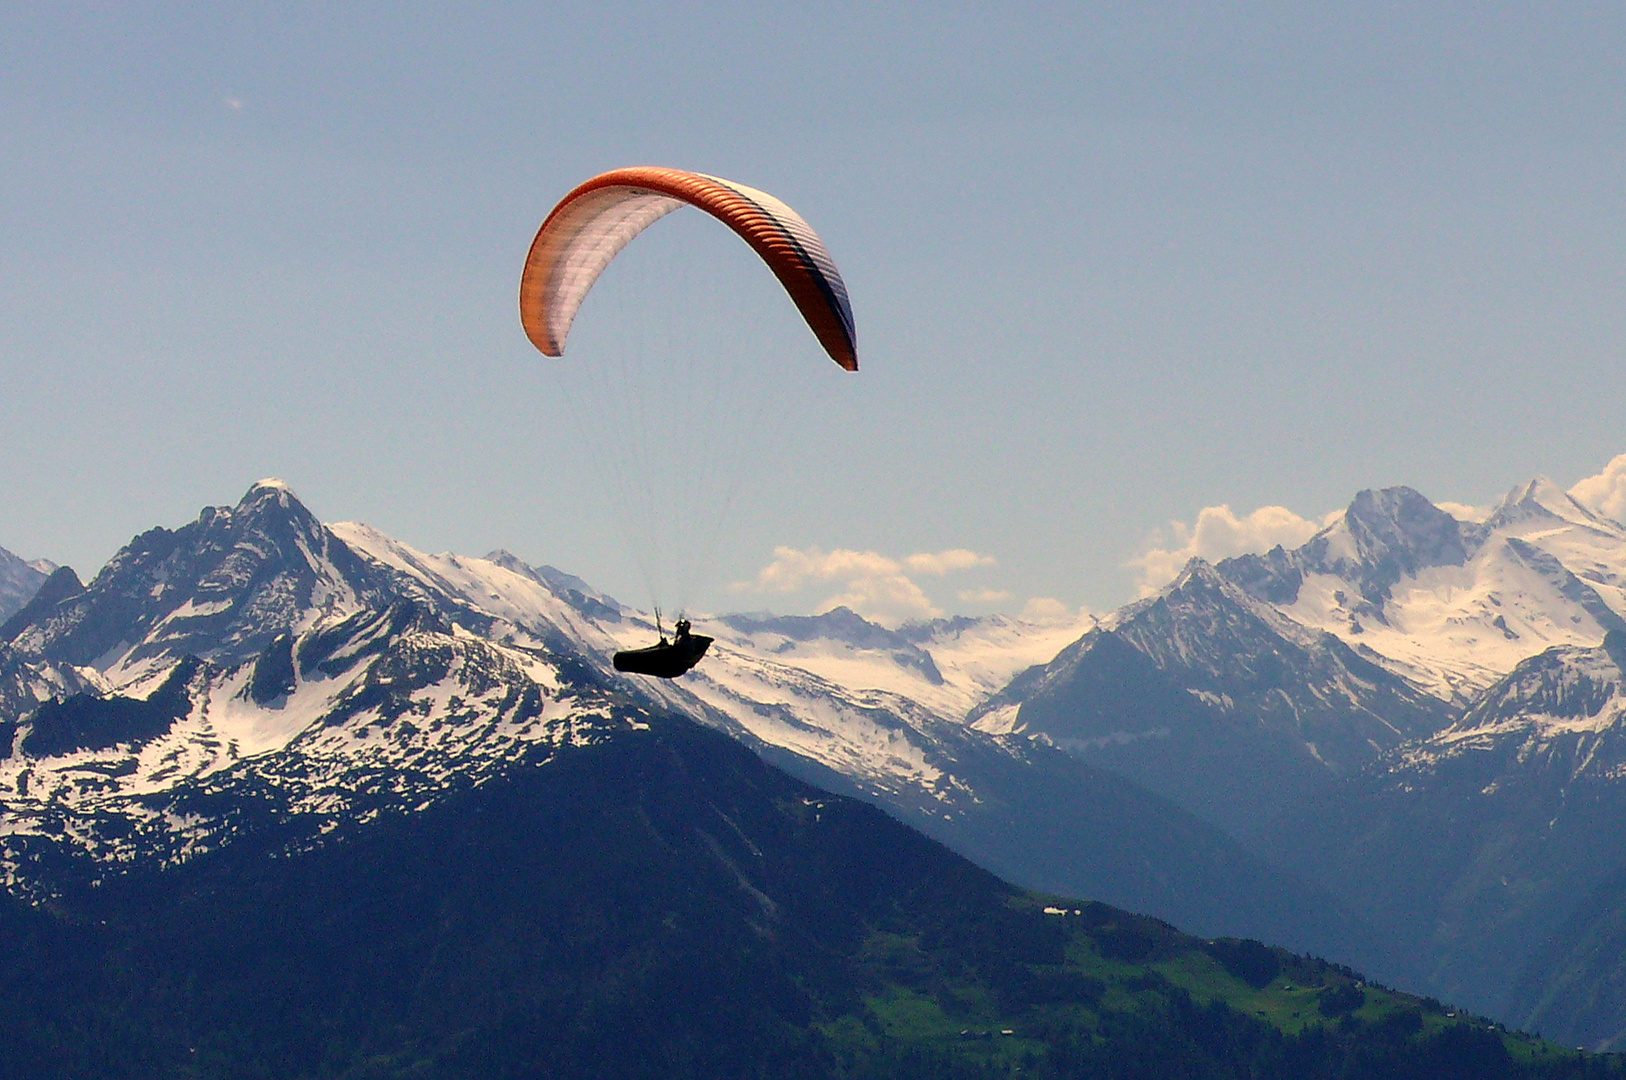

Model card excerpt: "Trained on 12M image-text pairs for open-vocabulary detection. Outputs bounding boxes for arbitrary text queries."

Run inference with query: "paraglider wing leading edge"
[519,166,857,371]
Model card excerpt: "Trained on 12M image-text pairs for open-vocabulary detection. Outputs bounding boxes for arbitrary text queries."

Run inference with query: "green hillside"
[0,713,1615,1079]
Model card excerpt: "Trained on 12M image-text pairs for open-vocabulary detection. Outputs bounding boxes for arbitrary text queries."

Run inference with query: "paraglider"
[611,617,713,678]
[520,167,857,678]
[520,166,857,372]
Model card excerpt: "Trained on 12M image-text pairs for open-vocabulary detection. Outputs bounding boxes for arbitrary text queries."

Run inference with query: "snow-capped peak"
[1483,476,1622,535]
[1171,556,1226,591]
[235,477,316,524]
[0,545,55,625]
[3,487,387,684]
[1212,475,1626,703]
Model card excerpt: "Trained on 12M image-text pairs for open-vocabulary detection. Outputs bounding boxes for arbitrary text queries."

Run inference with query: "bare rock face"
[3,480,395,678]
[0,545,56,625]
[1221,486,1468,609]
[972,558,1453,843]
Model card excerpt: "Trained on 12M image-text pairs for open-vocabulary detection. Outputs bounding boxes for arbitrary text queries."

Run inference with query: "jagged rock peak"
[4,480,391,673]
[0,546,55,624]
[1106,558,1234,627]
[1445,637,1626,738]
[1110,557,1292,640]
[1144,557,1303,631]
[248,476,295,496]
[235,477,315,520]
[1262,486,1469,605]
[0,565,86,645]
[483,549,529,574]
[140,480,323,556]
[1484,476,1617,533]
[151,481,324,569]
[1172,557,1226,589]
[1343,486,1465,568]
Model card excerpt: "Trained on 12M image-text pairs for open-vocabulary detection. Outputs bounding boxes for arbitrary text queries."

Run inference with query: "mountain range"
[5,470,1626,1052]
[5,700,1589,1079]
[976,474,1626,1043]
[0,482,1366,963]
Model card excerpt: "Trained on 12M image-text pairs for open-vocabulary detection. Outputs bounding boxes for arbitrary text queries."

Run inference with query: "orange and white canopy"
[519,167,857,371]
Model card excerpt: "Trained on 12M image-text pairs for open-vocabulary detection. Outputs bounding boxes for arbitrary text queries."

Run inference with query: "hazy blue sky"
[3,3,1623,622]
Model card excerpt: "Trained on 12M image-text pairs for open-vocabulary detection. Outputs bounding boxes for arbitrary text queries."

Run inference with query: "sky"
[2,3,1624,625]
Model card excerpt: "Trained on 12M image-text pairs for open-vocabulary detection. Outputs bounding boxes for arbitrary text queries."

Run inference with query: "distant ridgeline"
[0,716,1612,1079]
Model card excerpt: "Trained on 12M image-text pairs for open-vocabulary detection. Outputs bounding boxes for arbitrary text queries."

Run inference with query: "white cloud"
[822,575,940,625]
[744,546,902,595]
[1571,453,1626,525]
[1020,597,1079,624]
[1128,504,1331,597]
[906,549,997,575]
[736,545,1000,627]
[957,587,1013,604]
[1435,500,1490,523]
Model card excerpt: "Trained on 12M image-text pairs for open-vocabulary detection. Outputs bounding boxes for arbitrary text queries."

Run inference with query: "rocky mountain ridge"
[1225,477,1626,702]
[948,475,1626,1033]
[0,481,1363,967]
[969,558,1456,840]
[9,471,1626,1044]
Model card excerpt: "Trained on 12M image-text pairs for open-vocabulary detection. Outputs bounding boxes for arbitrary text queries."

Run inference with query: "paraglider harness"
[613,612,712,679]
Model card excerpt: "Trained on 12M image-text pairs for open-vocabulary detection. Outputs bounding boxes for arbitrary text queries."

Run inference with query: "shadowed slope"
[0,713,1605,1079]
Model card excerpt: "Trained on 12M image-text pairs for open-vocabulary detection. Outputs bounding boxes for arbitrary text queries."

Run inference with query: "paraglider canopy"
[520,168,860,676]
[519,166,857,371]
